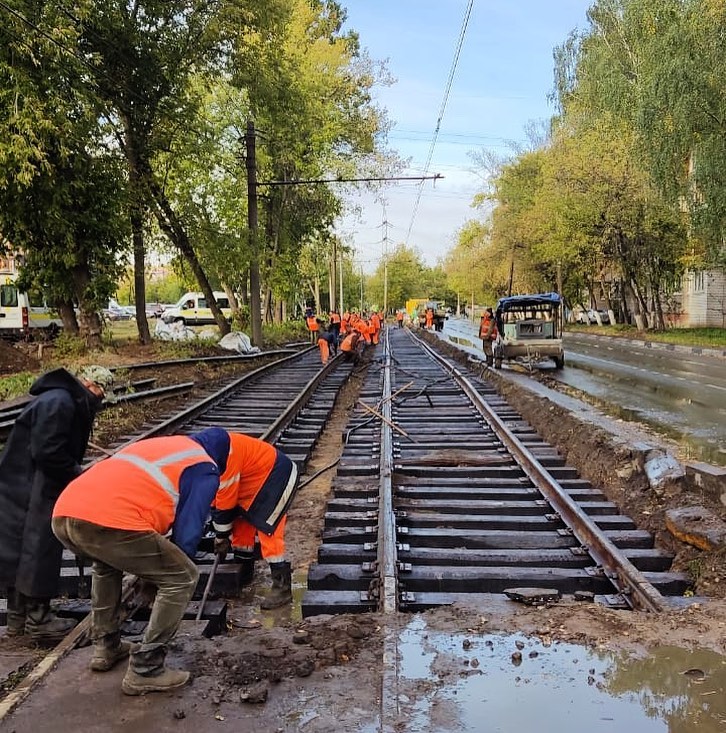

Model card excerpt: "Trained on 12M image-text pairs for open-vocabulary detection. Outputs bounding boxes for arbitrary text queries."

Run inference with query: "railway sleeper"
[317,544,675,572]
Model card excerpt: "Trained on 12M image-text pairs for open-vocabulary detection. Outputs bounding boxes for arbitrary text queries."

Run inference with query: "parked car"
[575,308,610,325]
[103,299,135,321]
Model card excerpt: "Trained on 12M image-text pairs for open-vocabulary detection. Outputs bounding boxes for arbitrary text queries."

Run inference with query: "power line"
[259,174,443,187]
[405,0,474,245]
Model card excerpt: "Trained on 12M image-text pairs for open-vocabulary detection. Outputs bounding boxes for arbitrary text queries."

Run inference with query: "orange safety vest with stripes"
[213,433,298,535]
[52,436,215,534]
[306,315,318,332]
[329,312,341,324]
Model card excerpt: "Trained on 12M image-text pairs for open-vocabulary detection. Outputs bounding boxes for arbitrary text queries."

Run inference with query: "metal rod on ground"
[88,440,115,457]
[196,553,221,622]
[357,400,413,440]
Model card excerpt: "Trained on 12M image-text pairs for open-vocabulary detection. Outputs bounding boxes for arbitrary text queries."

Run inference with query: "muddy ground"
[2,331,726,732]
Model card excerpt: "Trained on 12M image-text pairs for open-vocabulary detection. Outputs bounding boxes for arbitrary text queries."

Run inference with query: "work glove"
[214,535,232,557]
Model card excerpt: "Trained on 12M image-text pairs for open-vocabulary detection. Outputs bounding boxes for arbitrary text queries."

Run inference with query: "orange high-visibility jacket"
[306,315,318,332]
[340,332,359,352]
[213,433,297,535]
[329,312,341,324]
[53,436,215,535]
[479,313,498,340]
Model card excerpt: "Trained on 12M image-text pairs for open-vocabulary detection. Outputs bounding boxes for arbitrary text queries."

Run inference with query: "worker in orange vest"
[211,432,299,609]
[425,307,434,330]
[305,309,318,344]
[396,310,404,328]
[479,307,499,366]
[52,428,230,695]
[328,309,341,344]
[340,330,361,363]
[316,319,336,364]
[370,312,381,344]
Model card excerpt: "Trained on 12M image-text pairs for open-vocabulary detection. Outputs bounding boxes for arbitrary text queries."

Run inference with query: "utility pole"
[339,251,344,313]
[382,199,390,315]
[245,120,263,347]
[359,264,364,313]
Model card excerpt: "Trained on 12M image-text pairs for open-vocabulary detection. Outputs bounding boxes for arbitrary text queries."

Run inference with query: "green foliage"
[262,321,308,347]
[0,373,36,401]
[232,305,251,332]
[53,332,91,358]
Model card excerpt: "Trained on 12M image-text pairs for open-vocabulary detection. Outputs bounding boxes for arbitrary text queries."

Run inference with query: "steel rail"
[261,352,343,445]
[377,328,398,613]
[409,330,667,612]
[109,349,297,372]
[118,346,318,444]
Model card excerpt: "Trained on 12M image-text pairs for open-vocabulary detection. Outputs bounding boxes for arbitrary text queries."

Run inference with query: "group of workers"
[305,307,387,365]
[0,366,299,696]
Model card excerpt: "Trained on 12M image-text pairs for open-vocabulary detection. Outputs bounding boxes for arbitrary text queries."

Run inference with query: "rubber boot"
[25,598,77,643]
[122,644,190,695]
[90,632,132,672]
[260,561,292,609]
[232,551,255,589]
[6,588,27,637]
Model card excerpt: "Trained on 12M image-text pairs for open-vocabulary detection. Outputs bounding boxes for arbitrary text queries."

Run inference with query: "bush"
[0,372,36,400]
[262,321,308,347]
[53,332,89,358]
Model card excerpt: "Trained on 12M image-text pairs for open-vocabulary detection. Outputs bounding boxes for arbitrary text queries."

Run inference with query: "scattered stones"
[515,640,525,650]
[504,588,561,606]
[462,639,472,650]
[644,450,685,493]
[574,591,595,602]
[511,651,522,665]
[292,629,311,645]
[665,506,726,551]
[239,681,269,704]
[173,709,186,720]
[295,658,315,677]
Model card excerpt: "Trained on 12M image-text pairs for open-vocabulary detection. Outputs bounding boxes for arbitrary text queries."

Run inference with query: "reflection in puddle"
[396,620,726,732]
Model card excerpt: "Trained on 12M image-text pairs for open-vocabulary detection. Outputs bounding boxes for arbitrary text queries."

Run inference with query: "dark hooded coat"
[0,368,102,597]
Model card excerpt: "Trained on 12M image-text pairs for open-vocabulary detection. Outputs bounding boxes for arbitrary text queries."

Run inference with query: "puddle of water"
[396,618,726,732]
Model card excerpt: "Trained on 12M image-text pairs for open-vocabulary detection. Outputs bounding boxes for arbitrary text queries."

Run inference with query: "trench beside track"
[303,326,690,617]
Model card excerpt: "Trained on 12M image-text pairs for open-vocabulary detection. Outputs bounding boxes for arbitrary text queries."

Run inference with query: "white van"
[160,291,232,326]
[0,271,63,339]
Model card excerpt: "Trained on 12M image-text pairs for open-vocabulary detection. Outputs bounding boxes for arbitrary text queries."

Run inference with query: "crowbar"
[195,553,222,622]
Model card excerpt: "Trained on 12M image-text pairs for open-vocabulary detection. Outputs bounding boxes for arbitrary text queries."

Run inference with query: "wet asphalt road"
[441,318,726,466]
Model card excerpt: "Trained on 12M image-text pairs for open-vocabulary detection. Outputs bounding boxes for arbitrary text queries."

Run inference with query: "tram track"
[0,350,298,442]
[0,325,705,730]
[303,326,690,617]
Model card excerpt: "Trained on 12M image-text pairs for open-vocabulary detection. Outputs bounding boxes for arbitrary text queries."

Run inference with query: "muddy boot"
[6,588,28,637]
[260,561,292,610]
[121,667,190,696]
[25,598,77,643]
[122,645,189,696]
[232,550,255,589]
[90,632,132,672]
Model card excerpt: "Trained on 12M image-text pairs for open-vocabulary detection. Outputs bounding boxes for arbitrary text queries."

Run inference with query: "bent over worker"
[0,365,112,643]
[212,432,299,610]
[52,428,230,696]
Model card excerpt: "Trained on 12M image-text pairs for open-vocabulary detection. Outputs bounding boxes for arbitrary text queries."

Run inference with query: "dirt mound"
[0,341,40,375]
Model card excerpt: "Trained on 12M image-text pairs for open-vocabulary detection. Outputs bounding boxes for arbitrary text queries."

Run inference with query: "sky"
[337,0,593,272]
